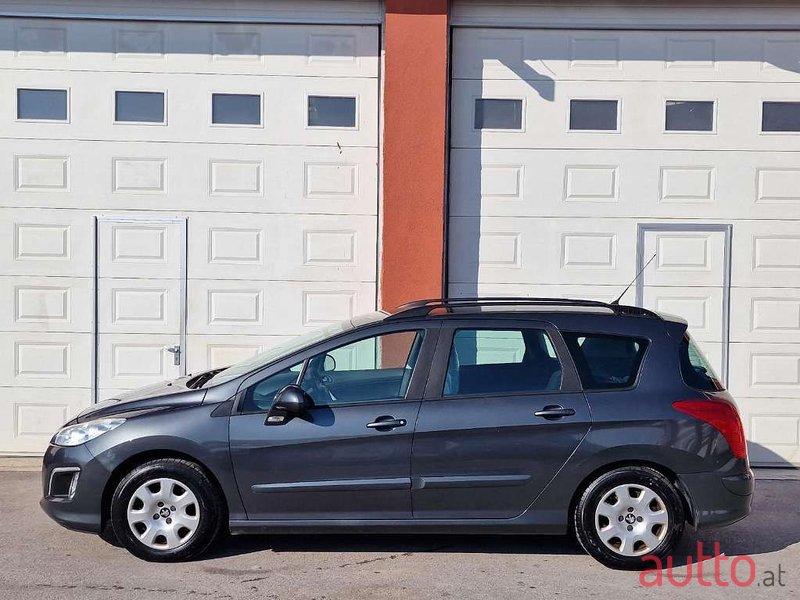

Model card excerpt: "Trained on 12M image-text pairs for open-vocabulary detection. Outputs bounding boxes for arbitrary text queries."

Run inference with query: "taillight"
[673,399,748,460]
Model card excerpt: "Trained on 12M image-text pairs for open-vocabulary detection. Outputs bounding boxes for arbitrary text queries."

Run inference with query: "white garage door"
[0,14,379,454]
[449,25,800,465]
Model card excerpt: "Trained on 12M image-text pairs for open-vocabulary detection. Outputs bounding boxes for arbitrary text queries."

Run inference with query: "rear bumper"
[40,443,112,534]
[678,467,754,530]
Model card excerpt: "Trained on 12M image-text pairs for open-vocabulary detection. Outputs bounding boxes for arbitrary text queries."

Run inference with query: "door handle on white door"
[164,345,181,366]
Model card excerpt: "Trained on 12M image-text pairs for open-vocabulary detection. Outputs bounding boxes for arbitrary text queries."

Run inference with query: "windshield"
[207,312,387,386]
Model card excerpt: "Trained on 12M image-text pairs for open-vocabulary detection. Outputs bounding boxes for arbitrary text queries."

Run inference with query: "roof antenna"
[611,253,657,305]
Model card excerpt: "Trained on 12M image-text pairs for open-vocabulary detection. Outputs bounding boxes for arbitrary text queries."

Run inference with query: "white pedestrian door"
[96,218,186,402]
[638,225,730,382]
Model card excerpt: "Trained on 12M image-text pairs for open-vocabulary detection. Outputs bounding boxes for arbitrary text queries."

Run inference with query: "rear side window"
[443,328,562,396]
[562,333,648,390]
[679,334,724,391]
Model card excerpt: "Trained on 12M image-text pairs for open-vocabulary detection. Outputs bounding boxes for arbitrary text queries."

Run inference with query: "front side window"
[212,93,261,125]
[241,363,303,412]
[562,332,647,390]
[443,328,562,396]
[679,333,724,391]
[299,330,424,406]
[308,95,356,127]
[569,99,619,131]
[115,91,165,123]
[17,88,68,121]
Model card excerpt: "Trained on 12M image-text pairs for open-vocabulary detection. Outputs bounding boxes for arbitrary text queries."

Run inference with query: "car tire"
[98,521,122,547]
[109,458,224,562]
[573,466,685,570]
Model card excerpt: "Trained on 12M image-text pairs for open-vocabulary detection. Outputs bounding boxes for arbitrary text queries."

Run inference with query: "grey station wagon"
[41,297,753,569]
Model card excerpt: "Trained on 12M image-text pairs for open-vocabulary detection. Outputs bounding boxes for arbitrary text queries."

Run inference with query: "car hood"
[74,376,207,423]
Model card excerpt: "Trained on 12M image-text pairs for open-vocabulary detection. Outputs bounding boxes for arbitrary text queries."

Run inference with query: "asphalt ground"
[0,471,797,599]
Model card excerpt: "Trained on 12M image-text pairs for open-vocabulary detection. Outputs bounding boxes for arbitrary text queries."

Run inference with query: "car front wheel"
[574,466,685,570]
[109,458,224,562]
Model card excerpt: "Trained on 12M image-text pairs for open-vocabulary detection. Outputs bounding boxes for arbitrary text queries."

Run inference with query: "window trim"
[113,89,167,125]
[662,97,717,134]
[560,330,651,393]
[16,87,70,123]
[760,99,800,134]
[209,91,264,128]
[567,97,621,133]
[472,96,526,132]
[305,92,359,130]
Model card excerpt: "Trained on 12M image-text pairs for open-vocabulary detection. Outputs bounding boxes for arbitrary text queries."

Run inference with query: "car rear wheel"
[574,466,685,570]
[109,458,224,562]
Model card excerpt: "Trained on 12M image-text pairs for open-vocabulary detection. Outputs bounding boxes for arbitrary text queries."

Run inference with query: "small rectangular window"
[562,332,648,390]
[762,101,800,132]
[115,91,165,123]
[443,329,562,396]
[665,100,714,132]
[308,95,356,127]
[474,98,523,130]
[569,99,618,131]
[17,88,68,121]
[211,93,261,125]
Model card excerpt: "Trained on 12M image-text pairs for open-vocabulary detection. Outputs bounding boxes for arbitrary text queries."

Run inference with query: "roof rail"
[387,297,662,320]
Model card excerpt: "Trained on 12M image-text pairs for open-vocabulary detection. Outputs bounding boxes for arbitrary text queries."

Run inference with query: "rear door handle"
[534,405,576,420]
[367,416,407,430]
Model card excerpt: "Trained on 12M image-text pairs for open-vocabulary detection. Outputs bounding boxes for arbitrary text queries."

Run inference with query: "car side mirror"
[266,384,314,425]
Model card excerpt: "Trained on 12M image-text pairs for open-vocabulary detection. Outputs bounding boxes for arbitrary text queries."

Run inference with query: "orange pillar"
[380,0,449,311]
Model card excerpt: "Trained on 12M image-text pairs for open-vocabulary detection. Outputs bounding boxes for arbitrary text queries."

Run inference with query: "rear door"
[410,319,591,519]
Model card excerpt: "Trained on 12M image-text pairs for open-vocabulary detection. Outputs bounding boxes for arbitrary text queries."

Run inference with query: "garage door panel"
[643,286,723,342]
[187,280,375,337]
[0,276,92,334]
[449,216,636,286]
[453,28,800,84]
[449,282,623,303]
[731,287,800,343]
[0,20,379,78]
[732,221,800,288]
[737,396,800,465]
[97,333,181,391]
[453,78,800,151]
[0,387,90,454]
[3,70,378,147]
[0,332,91,388]
[98,279,182,335]
[187,213,376,282]
[0,209,92,278]
[3,142,377,216]
[185,334,286,373]
[729,343,800,399]
[451,149,800,221]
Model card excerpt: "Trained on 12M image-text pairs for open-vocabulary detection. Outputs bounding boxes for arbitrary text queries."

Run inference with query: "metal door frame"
[635,223,733,385]
[93,216,188,404]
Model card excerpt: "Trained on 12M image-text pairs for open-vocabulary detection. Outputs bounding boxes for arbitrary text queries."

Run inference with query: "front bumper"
[40,443,113,534]
[678,467,754,530]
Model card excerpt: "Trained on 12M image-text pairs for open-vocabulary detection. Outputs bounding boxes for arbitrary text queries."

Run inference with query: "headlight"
[53,418,126,447]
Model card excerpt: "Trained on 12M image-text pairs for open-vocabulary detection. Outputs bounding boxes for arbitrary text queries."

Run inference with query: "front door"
[95,217,186,402]
[229,326,434,521]
[411,322,591,519]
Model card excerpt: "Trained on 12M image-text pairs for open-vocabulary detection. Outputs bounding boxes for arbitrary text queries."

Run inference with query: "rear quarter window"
[679,334,724,392]
[562,332,648,391]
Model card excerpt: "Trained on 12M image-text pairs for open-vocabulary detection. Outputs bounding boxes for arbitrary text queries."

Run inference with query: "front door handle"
[534,405,576,420]
[366,416,407,430]
[164,344,181,366]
